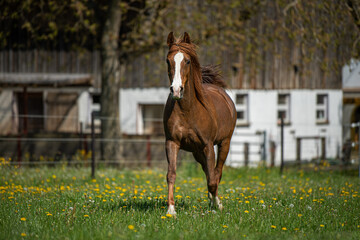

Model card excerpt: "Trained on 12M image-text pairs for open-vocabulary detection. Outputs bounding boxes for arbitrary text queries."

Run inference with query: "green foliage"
[1,165,360,239]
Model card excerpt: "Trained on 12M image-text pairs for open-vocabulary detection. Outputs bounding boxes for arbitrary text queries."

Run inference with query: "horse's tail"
[201,65,227,88]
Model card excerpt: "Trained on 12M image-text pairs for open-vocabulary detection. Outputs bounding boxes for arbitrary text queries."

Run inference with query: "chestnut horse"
[163,32,236,215]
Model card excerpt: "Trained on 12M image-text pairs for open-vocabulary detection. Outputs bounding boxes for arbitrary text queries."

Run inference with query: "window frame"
[316,94,329,124]
[277,93,291,125]
[235,93,249,126]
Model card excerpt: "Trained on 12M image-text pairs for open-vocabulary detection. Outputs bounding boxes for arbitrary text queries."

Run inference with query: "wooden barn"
[0,51,101,135]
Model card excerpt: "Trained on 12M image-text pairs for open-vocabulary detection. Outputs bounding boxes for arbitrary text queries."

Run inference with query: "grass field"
[1,160,360,239]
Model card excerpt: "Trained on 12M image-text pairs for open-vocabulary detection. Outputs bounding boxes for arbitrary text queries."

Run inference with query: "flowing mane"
[168,37,227,105]
[201,65,227,88]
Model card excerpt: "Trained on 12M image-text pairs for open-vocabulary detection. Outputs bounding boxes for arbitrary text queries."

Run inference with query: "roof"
[0,73,93,87]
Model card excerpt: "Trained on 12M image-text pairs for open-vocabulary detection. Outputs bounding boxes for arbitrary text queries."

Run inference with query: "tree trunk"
[100,0,122,164]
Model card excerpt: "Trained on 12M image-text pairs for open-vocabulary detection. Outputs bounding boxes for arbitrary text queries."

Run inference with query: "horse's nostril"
[170,86,174,93]
[180,86,184,92]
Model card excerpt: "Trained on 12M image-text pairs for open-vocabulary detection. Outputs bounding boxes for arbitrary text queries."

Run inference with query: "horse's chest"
[171,123,201,148]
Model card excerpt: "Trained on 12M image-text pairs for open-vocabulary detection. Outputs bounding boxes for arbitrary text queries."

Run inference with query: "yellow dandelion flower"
[47,213,52,216]
[245,201,250,204]
[244,210,249,213]
[21,233,26,237]
[128,225,135,230]
[271,225,276,229]
[161,216,166,219]
[272,198,277,201]
[320,224,325,227]
[282,227,287,231]
[20,217,26,221]
[298,214,303,217]
[259,200,264,204]
[166,214,173,218]
[223,225,228,228]
[84,215,89,217]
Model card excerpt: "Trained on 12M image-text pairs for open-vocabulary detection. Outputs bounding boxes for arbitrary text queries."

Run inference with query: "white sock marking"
[167,205,176,215]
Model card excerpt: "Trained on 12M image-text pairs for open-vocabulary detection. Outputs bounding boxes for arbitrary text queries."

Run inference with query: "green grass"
[1,162,360,239]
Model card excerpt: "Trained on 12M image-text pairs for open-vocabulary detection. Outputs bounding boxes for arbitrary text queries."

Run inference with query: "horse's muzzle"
[170,86,183,100]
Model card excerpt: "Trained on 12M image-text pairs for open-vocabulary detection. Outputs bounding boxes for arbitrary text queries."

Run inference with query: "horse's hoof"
[214,196,223,211]
[218,203,223,211]
[167,205,177,216]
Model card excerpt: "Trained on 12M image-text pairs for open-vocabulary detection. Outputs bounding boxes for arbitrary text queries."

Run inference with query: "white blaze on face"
[171,52,184,92]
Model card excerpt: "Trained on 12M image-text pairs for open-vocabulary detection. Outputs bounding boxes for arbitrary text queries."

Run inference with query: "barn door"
[17,91,44,133]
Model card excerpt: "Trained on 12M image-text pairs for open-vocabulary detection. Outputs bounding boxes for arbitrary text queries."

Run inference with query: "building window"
[316,94,328,124]
[139,104,164,135]
[235,93,249,126]
[277,93,290,124]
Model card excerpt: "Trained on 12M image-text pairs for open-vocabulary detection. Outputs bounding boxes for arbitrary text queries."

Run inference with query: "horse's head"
[166,32,192,100]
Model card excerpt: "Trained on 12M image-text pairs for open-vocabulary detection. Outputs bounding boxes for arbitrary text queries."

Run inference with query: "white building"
[115,88,343,167]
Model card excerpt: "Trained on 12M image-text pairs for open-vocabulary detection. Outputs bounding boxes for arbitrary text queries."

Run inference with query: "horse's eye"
[186,60,190,65]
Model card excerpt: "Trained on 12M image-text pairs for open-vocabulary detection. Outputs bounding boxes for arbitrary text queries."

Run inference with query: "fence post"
[296,138,301,166]
[17,134,22,165]
[147,136,151,167]
[91,112,95,179]
[270,140,276,167]
[244,142,249,167]
[79,121,83,151]
[358,122,360,178]
[321,137,326,161]
[280,115,284,175]
[261,131,267,164]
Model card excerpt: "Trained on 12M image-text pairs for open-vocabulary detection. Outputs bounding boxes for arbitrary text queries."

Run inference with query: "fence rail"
[1,112,360,178]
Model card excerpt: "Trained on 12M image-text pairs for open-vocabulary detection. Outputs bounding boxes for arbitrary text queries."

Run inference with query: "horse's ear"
[183,32,191,44]
[167,32,175,47]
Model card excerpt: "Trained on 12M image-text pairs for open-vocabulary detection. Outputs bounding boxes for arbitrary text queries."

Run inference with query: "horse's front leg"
[165,140,179,216]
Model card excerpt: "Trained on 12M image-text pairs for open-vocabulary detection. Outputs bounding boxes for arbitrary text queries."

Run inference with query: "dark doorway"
[17,91,44,133]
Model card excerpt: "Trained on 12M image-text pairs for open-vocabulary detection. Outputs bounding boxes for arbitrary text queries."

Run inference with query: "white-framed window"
[316,94,328,124]
[277,93,290,124]
[235,93,249,126]
[137,104,164,135]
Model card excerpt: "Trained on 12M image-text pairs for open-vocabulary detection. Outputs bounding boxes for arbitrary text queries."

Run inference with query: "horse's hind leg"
[215,138,231,184]
[210,138,231,210]
[194,144,220,209]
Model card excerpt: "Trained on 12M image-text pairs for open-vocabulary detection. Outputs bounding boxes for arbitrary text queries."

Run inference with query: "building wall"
[228,90,342,166]
[0,90,16,135]
[120,88,169,135]
[119,88,343,166]
[0,89,85,134]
